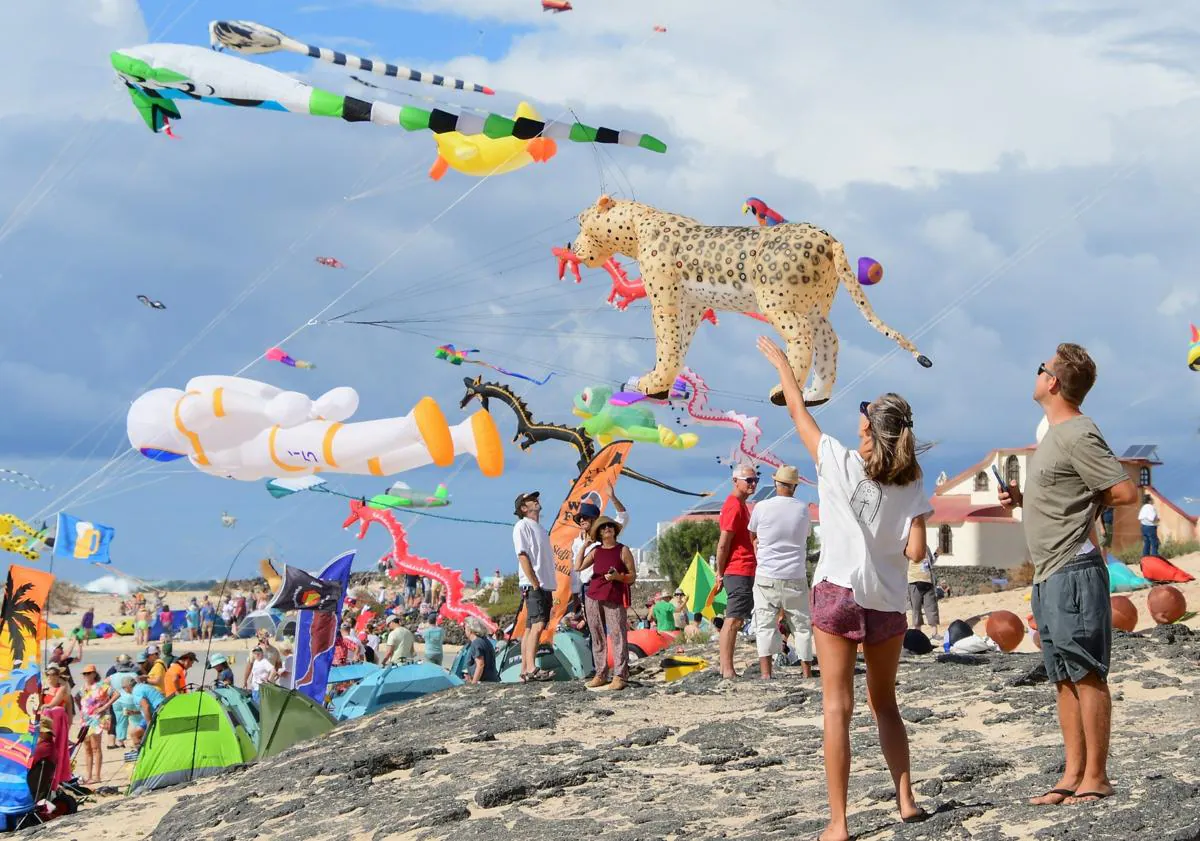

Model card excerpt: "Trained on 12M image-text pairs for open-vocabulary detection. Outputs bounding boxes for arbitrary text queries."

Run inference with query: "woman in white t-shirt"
[758,336,931,841]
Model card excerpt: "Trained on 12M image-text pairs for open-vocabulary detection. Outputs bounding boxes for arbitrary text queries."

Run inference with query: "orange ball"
[1148,585,1187,624]
[1111,595,1138,632]
[986,609,1025,652]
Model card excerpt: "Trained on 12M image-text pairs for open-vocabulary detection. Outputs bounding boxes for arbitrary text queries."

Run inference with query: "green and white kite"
[111,43,667,153]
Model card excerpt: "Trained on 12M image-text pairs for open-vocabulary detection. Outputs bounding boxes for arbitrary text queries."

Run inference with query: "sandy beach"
[15,553,1198,839]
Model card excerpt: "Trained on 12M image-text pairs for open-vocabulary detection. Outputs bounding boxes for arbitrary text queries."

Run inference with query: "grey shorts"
[908,582,939,626]
[723,574,754,621]
[522,587,553,626]
[1031,554,1111,684]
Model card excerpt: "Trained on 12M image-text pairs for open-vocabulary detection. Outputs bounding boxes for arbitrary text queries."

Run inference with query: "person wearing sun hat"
[208,653,235,687]
[571,483,628,622]
[512,490,557,682]
[579,515,637,690]
[748,464,814,679]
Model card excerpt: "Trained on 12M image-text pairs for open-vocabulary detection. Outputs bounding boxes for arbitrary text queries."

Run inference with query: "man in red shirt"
[716,463,758,678]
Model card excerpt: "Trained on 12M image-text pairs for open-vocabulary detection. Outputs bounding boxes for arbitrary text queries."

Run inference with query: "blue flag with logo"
[293,550,355,705]
[53,513,115,563]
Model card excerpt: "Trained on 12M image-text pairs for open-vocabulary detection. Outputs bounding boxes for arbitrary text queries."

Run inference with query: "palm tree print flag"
[0,564,53,819]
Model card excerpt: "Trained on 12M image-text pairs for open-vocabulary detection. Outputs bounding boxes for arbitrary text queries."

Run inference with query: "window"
[938,525,953,556]
[973,471,988,491]
[1139,466,1151,487]
[1005,455,1021,488]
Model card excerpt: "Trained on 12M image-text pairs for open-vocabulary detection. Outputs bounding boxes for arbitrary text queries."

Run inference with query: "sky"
[2,0,1199,585]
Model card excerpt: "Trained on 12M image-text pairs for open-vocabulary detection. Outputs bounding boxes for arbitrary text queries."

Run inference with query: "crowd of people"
[28,338,1136,840]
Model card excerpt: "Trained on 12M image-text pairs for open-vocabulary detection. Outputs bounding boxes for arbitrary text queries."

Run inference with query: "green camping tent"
[127,690,256,795]
[212,686,261,748]
[257,683,336,759]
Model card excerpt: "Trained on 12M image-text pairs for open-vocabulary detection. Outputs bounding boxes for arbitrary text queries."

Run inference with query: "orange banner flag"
[510,441,633,646]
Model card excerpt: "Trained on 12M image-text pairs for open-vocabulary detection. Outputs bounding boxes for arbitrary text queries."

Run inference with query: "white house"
[926,446,1031,568]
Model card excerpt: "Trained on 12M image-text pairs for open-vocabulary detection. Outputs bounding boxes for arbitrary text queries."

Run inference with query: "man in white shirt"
[247,647,277,703]
[1138,495,1160,557]
[512,491,557,682]
[748,465,813,679]
[489,569,502,604]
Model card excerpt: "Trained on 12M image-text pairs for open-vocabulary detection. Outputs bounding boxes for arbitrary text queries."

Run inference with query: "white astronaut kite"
[126,375,504,481]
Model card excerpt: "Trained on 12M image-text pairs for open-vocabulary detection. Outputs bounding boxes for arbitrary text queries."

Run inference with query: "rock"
[941,756,1012,782]
[900,706,934,723]
[27,618,1200,841]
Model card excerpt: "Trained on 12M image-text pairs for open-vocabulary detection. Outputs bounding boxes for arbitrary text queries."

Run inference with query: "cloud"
[4,2,1200,579]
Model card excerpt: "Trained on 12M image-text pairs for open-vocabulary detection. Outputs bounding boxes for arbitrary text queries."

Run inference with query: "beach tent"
[330,664,462,721]
[679,552,726,619]
[211,686,260,749]
[551,629,593,678]
[1107,557,1152,593]
[149,609,186,639]
[94,622,116,637]
[327,663,381,684]
[257,683,335,759]
[236,609,284,640]
[127,690,255,795]
[498,631,594,682]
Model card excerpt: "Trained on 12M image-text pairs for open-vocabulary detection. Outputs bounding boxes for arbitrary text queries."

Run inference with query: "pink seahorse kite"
[342,499,496,631]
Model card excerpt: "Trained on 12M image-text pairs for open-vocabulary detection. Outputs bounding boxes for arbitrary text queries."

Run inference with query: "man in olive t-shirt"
[999,343,1136,808]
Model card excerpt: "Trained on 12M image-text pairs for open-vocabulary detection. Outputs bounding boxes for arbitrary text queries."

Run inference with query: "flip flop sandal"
[531,669,556,681]
[1069,791,1113,803]
[1033,788,1076,804]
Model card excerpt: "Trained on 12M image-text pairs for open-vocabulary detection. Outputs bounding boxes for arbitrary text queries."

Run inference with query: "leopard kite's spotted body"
[566,196,932,405]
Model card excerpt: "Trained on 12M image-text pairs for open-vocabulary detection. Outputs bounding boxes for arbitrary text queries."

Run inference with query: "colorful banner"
[292,550,354,705]
[53,512,115,564]
[679,552,726,619]
[511,441,632,645]
[0,564,54,817]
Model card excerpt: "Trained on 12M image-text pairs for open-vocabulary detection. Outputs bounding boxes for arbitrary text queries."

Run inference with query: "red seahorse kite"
[342,499,497,631]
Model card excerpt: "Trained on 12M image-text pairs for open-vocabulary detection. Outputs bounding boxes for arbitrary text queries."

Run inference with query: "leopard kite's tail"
[833,242,932,369]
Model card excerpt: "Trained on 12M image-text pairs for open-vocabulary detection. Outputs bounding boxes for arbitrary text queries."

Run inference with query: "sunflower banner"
[0,564,54,820]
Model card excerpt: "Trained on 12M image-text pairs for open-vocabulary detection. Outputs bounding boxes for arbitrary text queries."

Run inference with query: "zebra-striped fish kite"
[209,19,495,96]
[111,44,667,154]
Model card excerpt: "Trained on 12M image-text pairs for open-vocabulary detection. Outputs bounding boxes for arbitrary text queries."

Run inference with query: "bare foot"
[817,825,851,841]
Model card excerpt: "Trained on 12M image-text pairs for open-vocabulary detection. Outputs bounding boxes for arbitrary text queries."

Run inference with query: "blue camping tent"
[330,664,462,721]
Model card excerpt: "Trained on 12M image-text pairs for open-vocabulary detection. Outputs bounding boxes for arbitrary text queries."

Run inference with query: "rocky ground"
[26,625,1200,841]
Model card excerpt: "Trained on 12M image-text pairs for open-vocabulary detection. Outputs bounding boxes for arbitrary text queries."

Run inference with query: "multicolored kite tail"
[674,367,804,478]
[436,344,555,386]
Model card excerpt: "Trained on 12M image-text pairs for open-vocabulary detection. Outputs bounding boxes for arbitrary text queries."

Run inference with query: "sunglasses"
[737,476,759,485]
[1037,363,1057,379]
[859,401,871,417]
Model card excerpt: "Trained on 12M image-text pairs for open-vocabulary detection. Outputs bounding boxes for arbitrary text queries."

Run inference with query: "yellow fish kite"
[429,101,557,180]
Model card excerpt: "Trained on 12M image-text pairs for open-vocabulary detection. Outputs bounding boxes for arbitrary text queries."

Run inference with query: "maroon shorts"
[811,581,907,646]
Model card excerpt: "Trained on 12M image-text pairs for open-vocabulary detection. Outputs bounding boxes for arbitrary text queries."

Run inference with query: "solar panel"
[1120,444,1160,461]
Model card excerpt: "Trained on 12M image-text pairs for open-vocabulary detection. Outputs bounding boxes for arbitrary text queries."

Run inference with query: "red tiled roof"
[928,494,1015,525]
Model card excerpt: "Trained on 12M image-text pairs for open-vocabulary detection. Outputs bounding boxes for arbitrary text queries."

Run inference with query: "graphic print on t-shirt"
[849,479,882,525]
